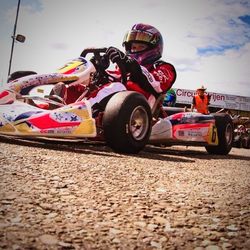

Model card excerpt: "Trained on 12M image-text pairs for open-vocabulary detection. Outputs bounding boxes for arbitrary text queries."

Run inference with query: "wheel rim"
[129,106,149,141]
[225,123,233,145]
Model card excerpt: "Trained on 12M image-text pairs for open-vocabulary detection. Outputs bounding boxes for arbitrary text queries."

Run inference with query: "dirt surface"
[0,136,249,250]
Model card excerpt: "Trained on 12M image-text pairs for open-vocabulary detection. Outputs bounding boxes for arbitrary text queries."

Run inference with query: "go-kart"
[0,48,234,155]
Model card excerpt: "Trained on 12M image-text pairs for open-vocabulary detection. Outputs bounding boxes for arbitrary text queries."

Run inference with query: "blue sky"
[0,0,250,97]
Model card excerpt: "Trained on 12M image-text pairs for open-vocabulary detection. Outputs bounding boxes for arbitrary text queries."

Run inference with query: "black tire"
[103,91,152,154]
[247,138,250,149]
[205,113,234,155]
[234,136,243,148]
[242,137,249,149]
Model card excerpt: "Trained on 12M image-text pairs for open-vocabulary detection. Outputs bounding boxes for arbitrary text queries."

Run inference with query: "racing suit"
[64,59,177,115]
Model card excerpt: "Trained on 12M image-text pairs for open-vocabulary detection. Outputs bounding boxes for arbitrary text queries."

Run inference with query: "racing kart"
[0,48,234,155]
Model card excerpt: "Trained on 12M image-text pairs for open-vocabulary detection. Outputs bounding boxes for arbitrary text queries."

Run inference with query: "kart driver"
[52,23,177,116]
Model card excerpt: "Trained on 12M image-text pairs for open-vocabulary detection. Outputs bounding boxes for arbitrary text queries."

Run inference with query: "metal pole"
[8,0,21,78]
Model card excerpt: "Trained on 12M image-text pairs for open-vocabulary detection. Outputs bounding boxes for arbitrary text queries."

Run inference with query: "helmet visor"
[123,30,156,45]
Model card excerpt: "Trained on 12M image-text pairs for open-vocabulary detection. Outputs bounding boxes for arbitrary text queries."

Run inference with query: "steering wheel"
[80,48,127,86]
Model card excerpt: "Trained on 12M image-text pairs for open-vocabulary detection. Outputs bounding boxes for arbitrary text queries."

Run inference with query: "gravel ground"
[0,136,249,250]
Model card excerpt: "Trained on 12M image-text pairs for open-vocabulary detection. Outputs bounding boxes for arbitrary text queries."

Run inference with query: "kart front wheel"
[103,91,152,154]
[205,113,233,155]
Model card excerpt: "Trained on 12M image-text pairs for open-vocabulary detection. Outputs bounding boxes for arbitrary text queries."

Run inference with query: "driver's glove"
[106,47,159,98]
[106,47,130,65]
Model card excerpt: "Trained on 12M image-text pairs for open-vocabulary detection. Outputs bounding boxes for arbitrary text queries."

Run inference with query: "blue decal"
[14,111,42,121]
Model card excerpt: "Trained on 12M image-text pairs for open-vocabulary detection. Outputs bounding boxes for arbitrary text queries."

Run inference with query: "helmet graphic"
[163,88,176,107]
[122,23,163,65]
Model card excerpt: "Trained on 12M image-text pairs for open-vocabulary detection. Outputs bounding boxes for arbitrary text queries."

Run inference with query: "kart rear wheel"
[247,138,250,149]
[242,137,250,149]
[103,91,152,154]
[234,137,243,148]
[205,113,233,155]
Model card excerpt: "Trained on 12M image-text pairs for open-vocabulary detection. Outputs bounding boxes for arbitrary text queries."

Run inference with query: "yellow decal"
[57,61,83,74]
[72,109,91,119]
[47,75,79,83]
[73,118,96,136]
[207,124,218,145]
[37,88,44,93]
[16,123,32,133]
[0,124,15,133]
[67,105,96,136]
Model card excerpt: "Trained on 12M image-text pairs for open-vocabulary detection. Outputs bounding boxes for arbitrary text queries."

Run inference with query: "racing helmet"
[163,88,176,107]
[122,23,163,65]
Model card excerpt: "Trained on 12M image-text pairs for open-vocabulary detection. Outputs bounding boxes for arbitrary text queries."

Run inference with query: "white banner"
[174,88,250,112]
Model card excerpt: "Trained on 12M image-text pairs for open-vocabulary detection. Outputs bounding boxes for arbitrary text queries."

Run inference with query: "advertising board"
[174,88,250,112]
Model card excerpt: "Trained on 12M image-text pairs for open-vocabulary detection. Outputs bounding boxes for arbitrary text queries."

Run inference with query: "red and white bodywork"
[150,112,218,145]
